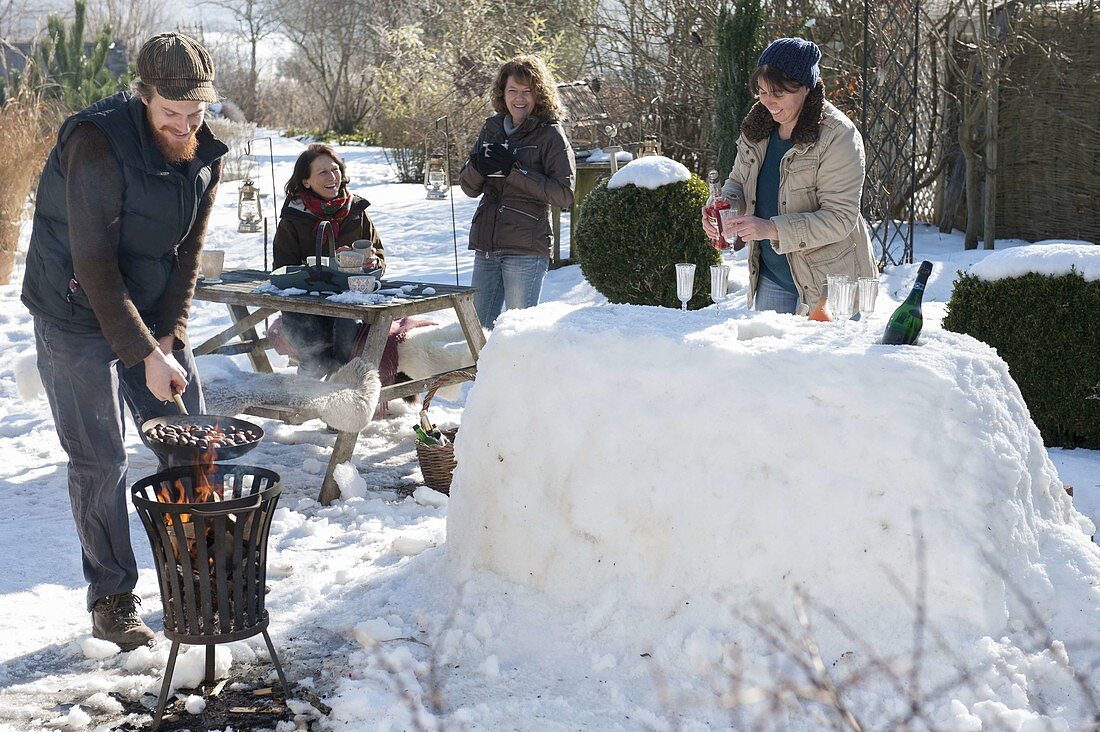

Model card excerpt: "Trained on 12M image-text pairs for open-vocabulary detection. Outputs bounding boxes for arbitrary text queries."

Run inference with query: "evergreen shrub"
[942,271,1100,449]
[575,174,719,309]
[714,0,765,177]
[8,0,127,113]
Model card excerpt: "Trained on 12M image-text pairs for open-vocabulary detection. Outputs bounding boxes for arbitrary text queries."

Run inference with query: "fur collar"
[740,80,826,146]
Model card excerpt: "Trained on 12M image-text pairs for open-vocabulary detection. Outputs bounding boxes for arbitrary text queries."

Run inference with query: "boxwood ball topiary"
[575,174,719,309]
[943,271,1100,449]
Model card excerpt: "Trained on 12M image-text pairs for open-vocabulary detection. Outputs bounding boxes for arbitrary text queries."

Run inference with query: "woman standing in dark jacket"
[273,144,387,377]
[459,55,576,329]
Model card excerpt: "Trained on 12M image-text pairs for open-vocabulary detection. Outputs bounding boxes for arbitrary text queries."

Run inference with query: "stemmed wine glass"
[675,263,696,312]
[826,274,855,328]
[710,264,730,316]
[718,208,739,254]
[718,188,746,256]
[857,277,879,326]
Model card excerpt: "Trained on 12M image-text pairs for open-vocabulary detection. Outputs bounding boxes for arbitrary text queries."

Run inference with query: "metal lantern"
[423,152,448,200]
[237,179,263,233]
[641,135,661,157]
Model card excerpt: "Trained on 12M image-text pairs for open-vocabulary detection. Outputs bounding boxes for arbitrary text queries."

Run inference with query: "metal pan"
[139,414,264,465]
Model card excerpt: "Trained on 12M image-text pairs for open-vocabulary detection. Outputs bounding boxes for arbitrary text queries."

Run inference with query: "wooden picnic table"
[191,269,485,503]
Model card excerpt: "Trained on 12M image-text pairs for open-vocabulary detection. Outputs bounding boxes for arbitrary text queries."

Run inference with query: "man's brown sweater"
[61,123,221,367]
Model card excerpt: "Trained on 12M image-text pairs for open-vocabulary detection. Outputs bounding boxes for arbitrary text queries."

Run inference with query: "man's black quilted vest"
[21,91,227,333]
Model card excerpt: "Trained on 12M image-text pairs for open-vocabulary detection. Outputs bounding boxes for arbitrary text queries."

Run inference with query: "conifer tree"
[11,0,127,112]
[714,0,765,178]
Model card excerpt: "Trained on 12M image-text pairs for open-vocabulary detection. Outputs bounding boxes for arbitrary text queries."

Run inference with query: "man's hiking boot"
[91,592,155,650]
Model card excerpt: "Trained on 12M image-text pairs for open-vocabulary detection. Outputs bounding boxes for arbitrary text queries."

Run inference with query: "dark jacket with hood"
[458,113,575,256]
[22,91,227,366]
[272,193,385,272]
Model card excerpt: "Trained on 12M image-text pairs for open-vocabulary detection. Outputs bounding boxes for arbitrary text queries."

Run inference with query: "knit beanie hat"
[757,37,821,89]
[136,33,217,103]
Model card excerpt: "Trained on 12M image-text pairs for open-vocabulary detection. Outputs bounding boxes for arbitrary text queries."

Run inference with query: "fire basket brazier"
[131,463,288,727]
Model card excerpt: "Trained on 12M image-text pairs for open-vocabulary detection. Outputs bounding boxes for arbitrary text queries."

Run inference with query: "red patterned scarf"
[300,189,353,242]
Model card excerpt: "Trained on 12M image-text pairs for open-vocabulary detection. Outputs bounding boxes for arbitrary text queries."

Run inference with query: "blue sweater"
[755,130,796,294]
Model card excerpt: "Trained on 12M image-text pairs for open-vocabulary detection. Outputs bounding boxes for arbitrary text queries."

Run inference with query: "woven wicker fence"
[761,1,1098,244]
[994,3,1100,242]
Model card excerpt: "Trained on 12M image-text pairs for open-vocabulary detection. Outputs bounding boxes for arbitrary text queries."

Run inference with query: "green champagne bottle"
[414,424,441,446]
[882,261,933,345]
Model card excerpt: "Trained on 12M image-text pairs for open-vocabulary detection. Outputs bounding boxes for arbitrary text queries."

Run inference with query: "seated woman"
[273,143,386,377]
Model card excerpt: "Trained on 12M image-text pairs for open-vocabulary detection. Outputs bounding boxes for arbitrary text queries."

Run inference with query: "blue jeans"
[754,275,800,314]
[34,317,204,609]
[471,251,549,329]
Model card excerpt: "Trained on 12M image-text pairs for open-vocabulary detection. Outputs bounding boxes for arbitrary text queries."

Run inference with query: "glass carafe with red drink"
[704,170,731,253]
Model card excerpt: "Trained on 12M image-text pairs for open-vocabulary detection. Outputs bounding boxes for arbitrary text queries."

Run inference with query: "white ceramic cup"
[347,274,380,294]
[336,249,366,270]
[305,256,332,268]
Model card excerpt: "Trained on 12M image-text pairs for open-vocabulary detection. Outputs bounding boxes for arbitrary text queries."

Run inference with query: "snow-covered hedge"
[574,166,718,309]
[944,270,1100,449]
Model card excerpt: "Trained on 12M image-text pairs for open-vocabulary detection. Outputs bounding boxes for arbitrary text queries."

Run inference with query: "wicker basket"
[415,369,475,494]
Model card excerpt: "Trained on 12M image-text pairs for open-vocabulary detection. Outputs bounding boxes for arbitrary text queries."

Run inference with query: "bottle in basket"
[415,369,473,495]
[417,408,447,443]
[414,424,442,446]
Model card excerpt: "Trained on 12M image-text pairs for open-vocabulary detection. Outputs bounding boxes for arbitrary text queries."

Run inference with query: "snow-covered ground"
[0,138,1096,730]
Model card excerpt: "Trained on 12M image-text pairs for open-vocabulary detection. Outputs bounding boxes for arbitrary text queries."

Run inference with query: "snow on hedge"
[968,241,1100,281]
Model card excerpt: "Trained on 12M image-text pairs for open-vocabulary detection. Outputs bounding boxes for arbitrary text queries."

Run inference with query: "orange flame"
[156,479,192,526]
[153,435,227,565]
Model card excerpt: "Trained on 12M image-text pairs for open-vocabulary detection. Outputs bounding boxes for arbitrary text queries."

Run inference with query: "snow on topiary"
[606,155,692,190]
[575,156,719,309]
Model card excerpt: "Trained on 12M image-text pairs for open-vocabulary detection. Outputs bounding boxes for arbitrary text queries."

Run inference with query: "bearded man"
[21,33,227,649]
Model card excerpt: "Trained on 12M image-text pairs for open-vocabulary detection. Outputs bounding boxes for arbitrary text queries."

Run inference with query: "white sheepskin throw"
[202,357,381,433]
[17,350,382,433]
[395,321,475,401]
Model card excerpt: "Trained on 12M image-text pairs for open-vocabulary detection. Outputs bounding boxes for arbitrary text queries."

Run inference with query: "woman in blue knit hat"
[704,37,876,314]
